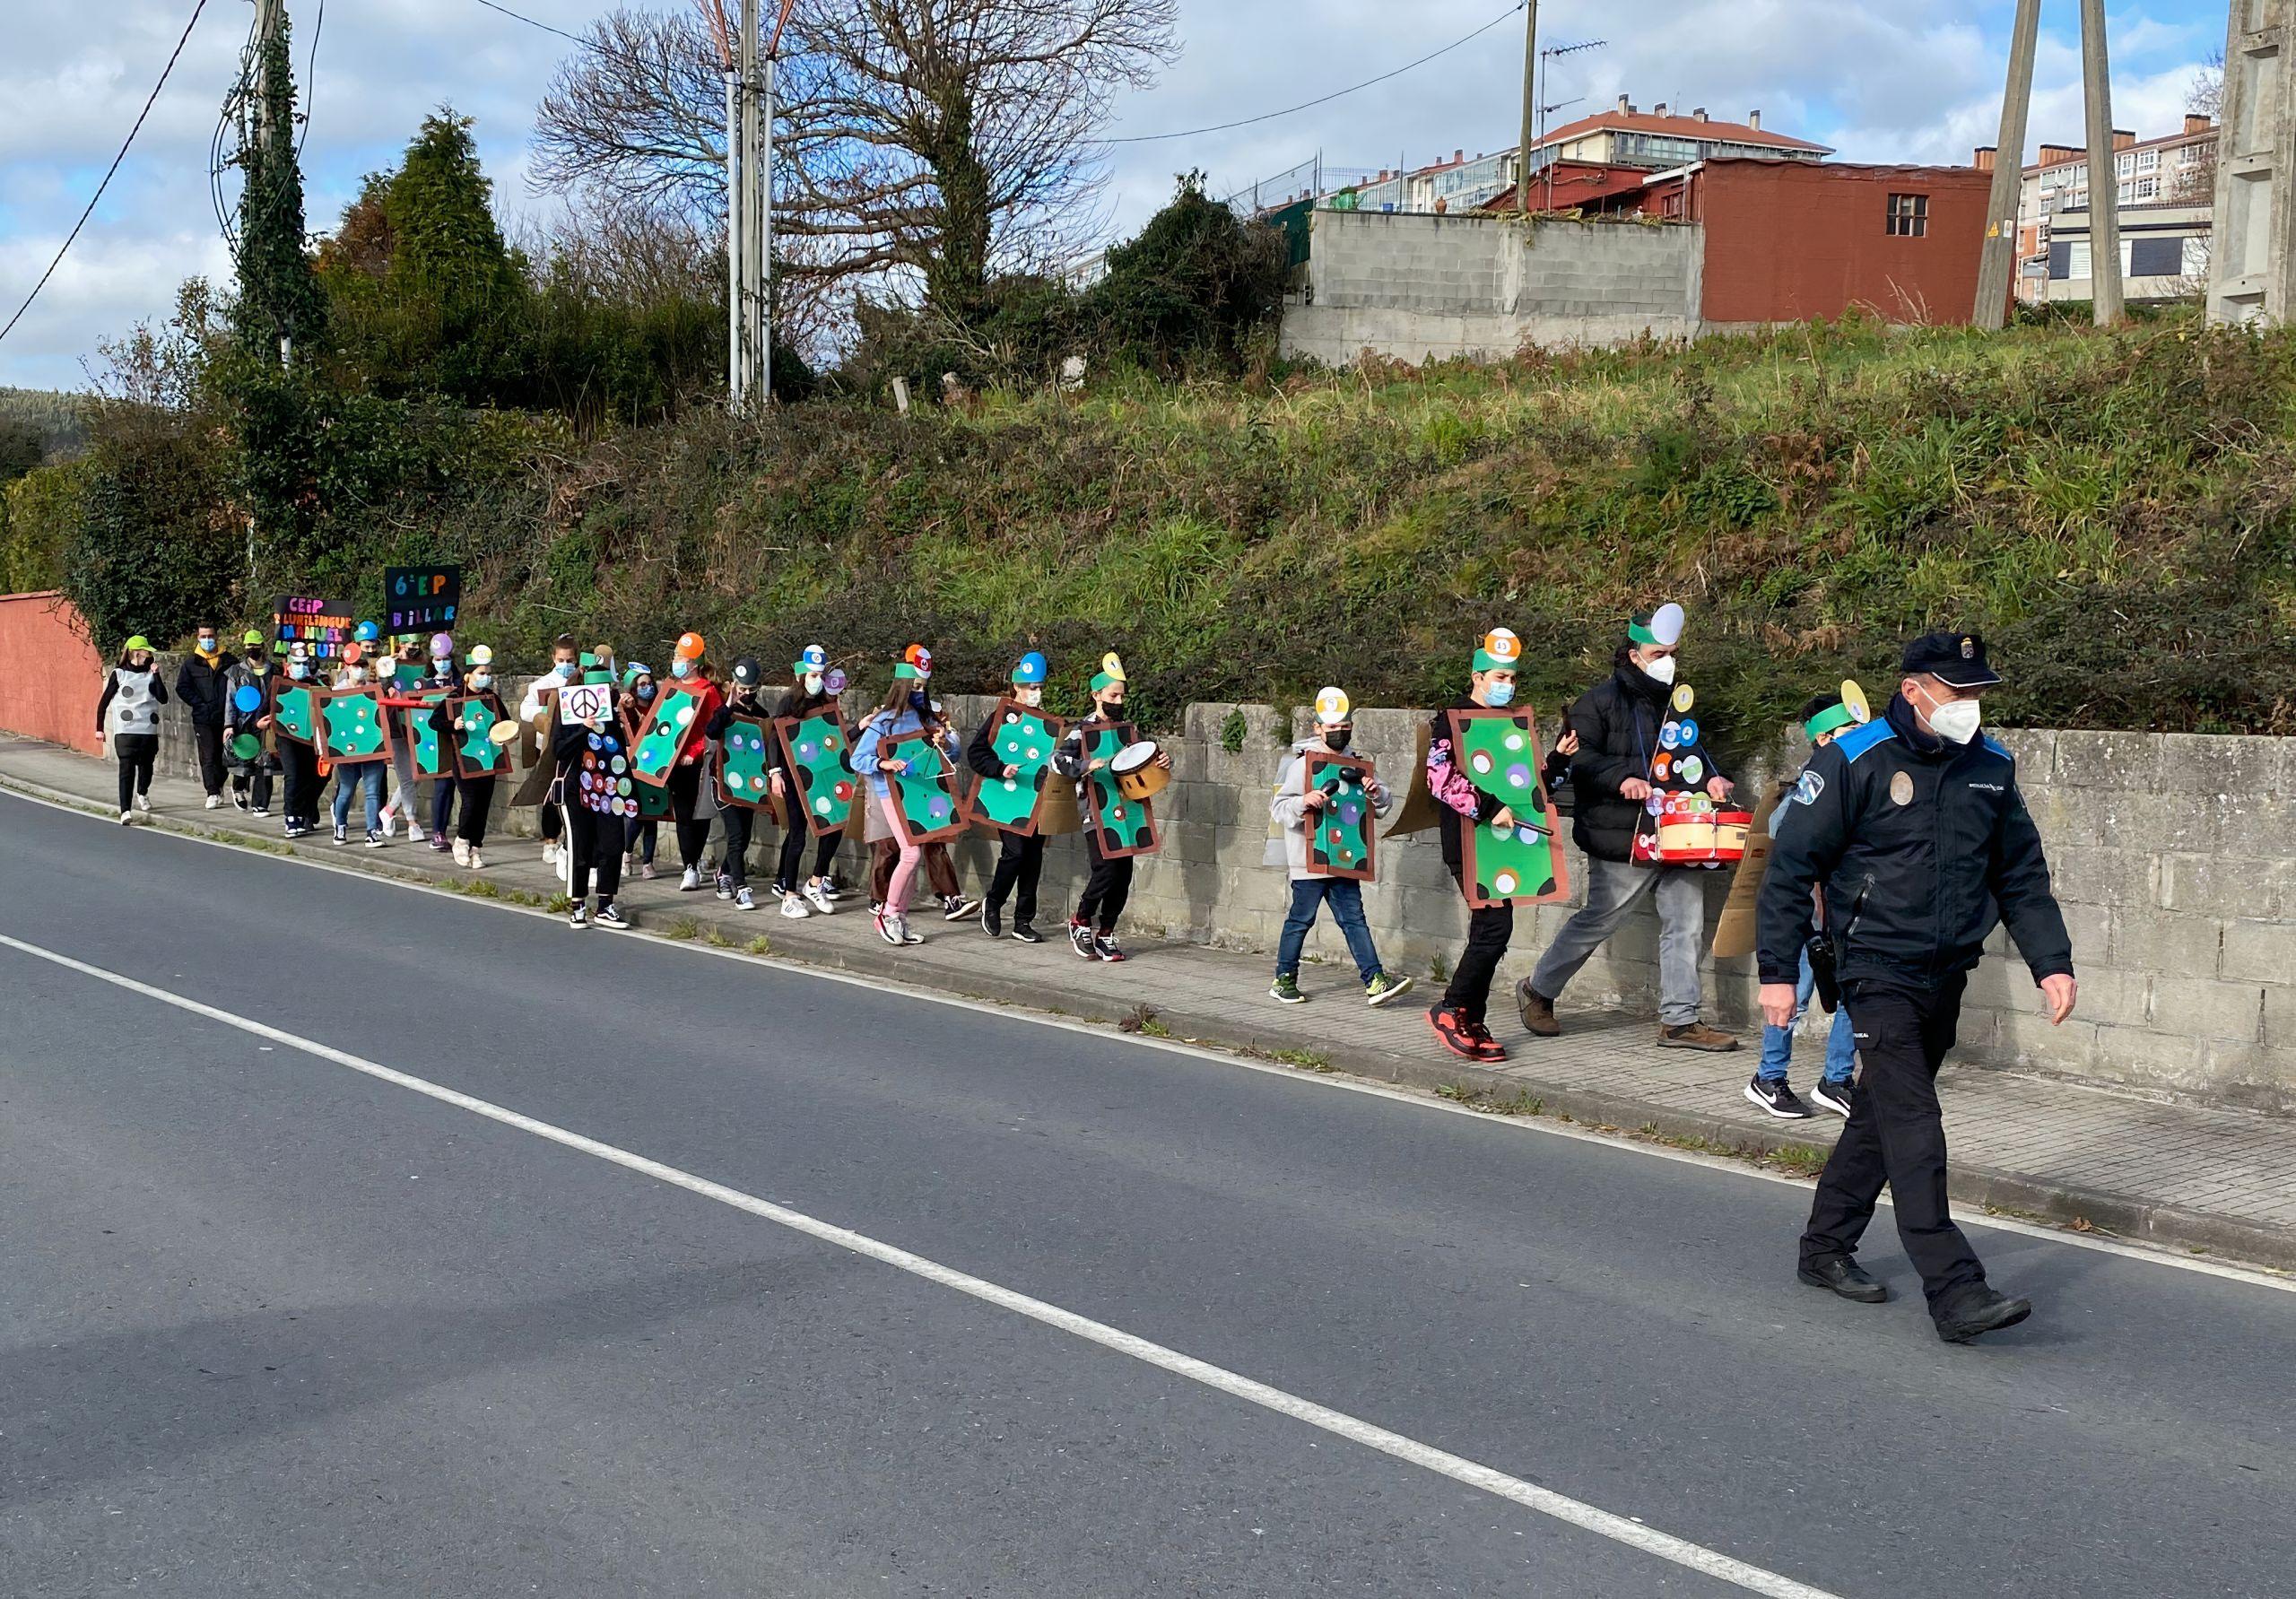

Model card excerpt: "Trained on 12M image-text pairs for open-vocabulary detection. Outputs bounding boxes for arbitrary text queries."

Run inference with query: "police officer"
[1757,630,2076,1343]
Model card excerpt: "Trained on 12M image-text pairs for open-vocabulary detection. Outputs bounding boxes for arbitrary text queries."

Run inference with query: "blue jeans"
[1275,878,1384,985]
[332,761,384,833]
[1759,947,1858,1083]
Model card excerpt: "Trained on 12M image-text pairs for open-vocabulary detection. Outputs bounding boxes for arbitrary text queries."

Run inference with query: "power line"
[468,0,663,74]
[1102,2,1526,144]
[0,0,211,349]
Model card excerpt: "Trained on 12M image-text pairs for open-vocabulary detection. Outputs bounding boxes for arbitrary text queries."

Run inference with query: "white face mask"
[804,673,824,696]
[1016,686,1043,708]
[1642,653,1678,686]
[1921,688,1982,744]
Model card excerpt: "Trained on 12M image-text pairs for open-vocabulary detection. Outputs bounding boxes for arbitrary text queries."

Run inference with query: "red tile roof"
[1537,109,1831,156]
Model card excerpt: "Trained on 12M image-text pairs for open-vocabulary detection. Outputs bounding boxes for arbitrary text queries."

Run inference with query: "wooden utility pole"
[1972,0,2041,328]
[1517,1,1538,214]
[726,0,771,411]
[2079,0,2126,325]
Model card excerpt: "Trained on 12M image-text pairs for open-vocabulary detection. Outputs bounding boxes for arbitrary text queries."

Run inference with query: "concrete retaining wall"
[1282,209,1703,365]
[100,675,2296,1114]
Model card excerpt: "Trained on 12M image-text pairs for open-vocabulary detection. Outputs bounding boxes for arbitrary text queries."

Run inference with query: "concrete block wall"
[1282,209,1703,365]
[123,673,2296,1114]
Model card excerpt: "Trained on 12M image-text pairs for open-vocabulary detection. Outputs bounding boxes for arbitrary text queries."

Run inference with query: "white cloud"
[0,0,2223,389]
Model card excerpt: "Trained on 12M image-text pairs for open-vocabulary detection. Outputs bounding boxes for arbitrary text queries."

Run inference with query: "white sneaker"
[204,794,222,811]
[543,842,560,868]
[779,892,809,919]
[452,839,471,866]
[896,916,925,946]
[133,794,152,813]
[735,887,756,910]
[378,805,397,838]
[680,866,702,892]
[117,810,133,825]
[804,880,835,916]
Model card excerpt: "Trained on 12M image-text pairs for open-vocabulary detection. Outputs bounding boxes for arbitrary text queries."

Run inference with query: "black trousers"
[537,783,564,842]
[567,804,623,903]
[668,762,709,867]
[625,817,658,863]
[1074,841,1132,931]
[456,777,497,846]
[987,831,1045,924]
[230,752,274,810]
[430,773,459,837]
[113,733,157,811]
[1800,975,1986,1309]
[1441,867,1513,1025]
[775,825,839,893]
[719,805,755,887]
[278,741,319,826]
[192,722,225,795]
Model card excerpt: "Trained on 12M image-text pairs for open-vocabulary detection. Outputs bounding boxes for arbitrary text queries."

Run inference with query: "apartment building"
[1977,116,2216,301]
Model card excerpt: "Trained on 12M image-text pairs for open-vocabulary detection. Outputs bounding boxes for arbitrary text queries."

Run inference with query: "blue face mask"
[671,659,692,680]
[1484,681,1516,708]
[471,673,493,691]
[637,682,657,702]
[908,691,929,712]
[288,664,309,681]
[556,661,577,681]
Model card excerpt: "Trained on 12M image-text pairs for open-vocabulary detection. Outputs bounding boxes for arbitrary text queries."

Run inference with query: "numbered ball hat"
[674,631,706,661]
[1013,650,1048,685]
[1627,603,1685,648]
[621,660,651,685]
[732,656,763,688]
[895,643,933,682]
[354,621,381,643]
[1090,651,1127,692]
[242,628,265,647]
[794,642,829,674]
[1313,686,1352,726]
[465,644,495,667]
[1471,628,1522,673]
[429,632,454,659]
[1901,630,2001,689]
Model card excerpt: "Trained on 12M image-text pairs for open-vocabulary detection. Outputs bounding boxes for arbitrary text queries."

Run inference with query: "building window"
[1886,192,1929,237]
[2130,237,2185,277]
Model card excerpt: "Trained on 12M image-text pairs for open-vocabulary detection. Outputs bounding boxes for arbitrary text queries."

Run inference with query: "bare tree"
[530,0,1178,317]
[2173,50,2224,205]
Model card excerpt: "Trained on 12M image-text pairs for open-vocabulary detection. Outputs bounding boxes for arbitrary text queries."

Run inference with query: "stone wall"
[109,674,2296,1114]
[1281,209,1703,365]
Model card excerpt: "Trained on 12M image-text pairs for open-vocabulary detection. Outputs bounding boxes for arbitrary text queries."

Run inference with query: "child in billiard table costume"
[851,645,971,948]
[704,656,770,910]
[769,644,847,918]
[1049,652,1170,962]
[1265,686,1412,1008]
[430,646,507,870]
[965,650,1054,944]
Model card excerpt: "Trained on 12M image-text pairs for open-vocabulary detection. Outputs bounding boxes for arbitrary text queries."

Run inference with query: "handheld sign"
[272,595,358,662]
[1301,750,1377,881]
[884,731,967,846]
[962,700,1065,837]
[557,679,616,726]
[384,565,460,634]
[1448,708,1570,909]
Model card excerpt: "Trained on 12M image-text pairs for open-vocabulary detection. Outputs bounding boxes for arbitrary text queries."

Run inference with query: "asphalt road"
[3,789,2292,1598]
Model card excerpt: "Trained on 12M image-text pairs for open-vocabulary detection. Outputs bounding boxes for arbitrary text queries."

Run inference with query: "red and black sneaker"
[1428,1004,1483,1060]
[1465,1021,1509,1063]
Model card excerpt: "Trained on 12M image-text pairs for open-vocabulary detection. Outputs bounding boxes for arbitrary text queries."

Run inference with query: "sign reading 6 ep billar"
[385,565,461,634]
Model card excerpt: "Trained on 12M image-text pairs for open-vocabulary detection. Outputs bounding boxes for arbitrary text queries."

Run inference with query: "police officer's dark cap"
[1901,630,2002,689]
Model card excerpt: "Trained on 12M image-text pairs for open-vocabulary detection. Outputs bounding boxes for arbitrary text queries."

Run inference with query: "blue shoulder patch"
[1980,734,2012,761]
[1833,719,1896,764]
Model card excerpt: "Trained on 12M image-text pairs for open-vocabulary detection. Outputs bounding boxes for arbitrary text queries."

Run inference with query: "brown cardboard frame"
[1448,707,1571,910]
[448,695,510,779]
[311,686,396,768]
[882,730,970,847]
[959,698,1066,839]
[774,706,860,839]
[1080,719,1161,861]
[1300,749,1378,882]
[711,710,783,822]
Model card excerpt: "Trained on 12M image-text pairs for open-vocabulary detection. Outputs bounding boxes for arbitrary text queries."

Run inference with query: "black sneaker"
[333,824,348,846]
[1010,922,1044,944]
[943,894,980,921]
[1812,1079,1856,1118]
[1935,1285,2033,1344]
[1744,1075,1813,1119]
[1069,920,1099,960]
[1093,934,1126,962]
[569,903,590,929]
[981,902,1004,938]
[596,901,629,929]
[230,792,249,813]
[715,873,735,902]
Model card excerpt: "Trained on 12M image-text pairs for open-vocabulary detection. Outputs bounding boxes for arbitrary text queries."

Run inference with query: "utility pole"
[2079,0,2126,325]
[2208,0,2296,325]
[1517,0,1538,215]
[1972,0,2041,329]
[726,0,770,411]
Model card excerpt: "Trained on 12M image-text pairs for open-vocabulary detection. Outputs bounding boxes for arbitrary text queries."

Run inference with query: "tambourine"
[487,720,521,747]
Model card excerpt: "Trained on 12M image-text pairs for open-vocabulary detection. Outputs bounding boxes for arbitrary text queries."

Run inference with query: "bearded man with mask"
[1519,603,1740,1050]
[1759,630,2074,1343]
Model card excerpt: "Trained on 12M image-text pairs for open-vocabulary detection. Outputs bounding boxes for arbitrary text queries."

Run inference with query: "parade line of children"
[97,611,1862,1109]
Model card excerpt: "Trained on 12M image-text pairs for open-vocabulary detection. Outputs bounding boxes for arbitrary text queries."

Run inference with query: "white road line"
[0,928,1837,1599]
[4,781,2290,1295]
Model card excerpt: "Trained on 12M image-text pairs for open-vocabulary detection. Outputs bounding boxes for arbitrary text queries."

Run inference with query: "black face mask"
[1323,728,1352,752]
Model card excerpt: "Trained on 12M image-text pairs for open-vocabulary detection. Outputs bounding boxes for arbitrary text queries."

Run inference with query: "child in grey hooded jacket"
[1265,688,1413,1008]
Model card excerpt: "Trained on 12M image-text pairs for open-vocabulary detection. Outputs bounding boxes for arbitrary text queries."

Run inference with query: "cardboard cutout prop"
[315,686,393,766]
[268,678,318,746]
[713,712,778,816]
[776,708,858,837]
[1382,722,1440,839]
[1448,707,1570,909]
[1711,786,1785,960]
[509,686,561,808]
[883,730,968,846]
[964,699,1065,836]
[626,681,707,786]
[389,685,451,777]
[558,679,616,726]
[1301,750,1378,881]
[450,697,509,778]
[1080,720,1160,859]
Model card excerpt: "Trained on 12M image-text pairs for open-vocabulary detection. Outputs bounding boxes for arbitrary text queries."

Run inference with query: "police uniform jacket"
[1755,693,2073,992]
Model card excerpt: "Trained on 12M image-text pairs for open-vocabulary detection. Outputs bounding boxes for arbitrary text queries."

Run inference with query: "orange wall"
[0,592,106,754]
[1696,161,1993,326]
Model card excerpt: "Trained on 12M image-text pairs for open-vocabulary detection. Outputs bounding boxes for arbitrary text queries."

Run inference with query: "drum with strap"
[1111,740,1170,802]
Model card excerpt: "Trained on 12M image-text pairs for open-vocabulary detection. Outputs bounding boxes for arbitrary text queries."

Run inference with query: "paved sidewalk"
[7,733,2293,1272]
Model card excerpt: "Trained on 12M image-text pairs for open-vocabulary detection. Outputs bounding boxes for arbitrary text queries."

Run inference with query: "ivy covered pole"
[235,0,324,366]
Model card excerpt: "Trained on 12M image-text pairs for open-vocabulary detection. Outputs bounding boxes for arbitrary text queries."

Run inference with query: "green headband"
[894,662,925,682]
[1091,670,1122,693]
[1472,646,1511,673]
[1626,619,1661,646]
[1804,702,1855,741]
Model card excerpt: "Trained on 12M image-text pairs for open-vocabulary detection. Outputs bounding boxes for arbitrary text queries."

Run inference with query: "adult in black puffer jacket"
[1562,651,1700,864]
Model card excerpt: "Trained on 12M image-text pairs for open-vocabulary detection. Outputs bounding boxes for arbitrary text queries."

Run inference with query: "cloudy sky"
[0,0,2227,390]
